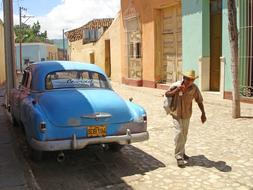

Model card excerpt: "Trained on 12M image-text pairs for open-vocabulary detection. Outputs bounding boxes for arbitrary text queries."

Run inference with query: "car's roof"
[29,61,108,91]
[30,61,105,74]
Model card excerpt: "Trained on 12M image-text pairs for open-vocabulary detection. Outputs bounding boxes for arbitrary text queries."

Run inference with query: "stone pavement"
[0,88,39,190]
[111,82,253,190]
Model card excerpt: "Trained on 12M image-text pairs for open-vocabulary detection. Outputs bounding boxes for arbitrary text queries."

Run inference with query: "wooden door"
[105,40,111,77]
[161,4,182,83]
[210,0,222,91]
[89,52,95,64]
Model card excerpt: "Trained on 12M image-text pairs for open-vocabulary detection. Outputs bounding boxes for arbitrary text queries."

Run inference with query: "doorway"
[161,4,182,83]
[105,40,111,77]
[89,52,95,64]
[210,0,222,91]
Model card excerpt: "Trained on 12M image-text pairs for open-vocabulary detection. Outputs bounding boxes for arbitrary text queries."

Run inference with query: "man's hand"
[179,84,186,93]
[201,113,207,124]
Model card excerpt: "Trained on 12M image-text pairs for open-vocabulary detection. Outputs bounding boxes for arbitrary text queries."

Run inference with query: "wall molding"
[198,56,210,91]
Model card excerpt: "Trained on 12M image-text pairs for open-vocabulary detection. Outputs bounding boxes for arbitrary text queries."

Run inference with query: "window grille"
[83,29,98,44]
[124,16,142,79]
[239,0,253,97]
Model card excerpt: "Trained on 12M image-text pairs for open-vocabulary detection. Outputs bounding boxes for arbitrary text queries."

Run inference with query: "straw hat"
[181,70,199,80]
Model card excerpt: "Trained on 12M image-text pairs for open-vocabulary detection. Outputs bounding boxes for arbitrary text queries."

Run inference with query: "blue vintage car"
[9,61,148,160]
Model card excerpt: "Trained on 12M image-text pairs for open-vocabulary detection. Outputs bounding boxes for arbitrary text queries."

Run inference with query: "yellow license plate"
[87,126,106,137]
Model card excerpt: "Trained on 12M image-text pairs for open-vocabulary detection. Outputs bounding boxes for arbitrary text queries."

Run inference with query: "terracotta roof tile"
[66,18,114,42]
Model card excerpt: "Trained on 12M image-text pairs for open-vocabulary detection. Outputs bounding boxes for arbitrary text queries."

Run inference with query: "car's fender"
[125,101,146,122]
[20,96,48,141]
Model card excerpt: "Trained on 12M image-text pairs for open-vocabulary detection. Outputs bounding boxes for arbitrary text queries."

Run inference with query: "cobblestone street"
[110,82,253,190]
[1,0,253,189]
[2,83,253,190]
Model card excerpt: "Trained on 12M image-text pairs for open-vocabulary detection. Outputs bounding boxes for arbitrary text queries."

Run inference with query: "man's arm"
[197,102,206,123]
[165,84,185,97]
[165,86,179,97]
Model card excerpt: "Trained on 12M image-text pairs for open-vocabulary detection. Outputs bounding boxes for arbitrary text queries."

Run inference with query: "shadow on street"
[186,155,232,172]
[9,121,165,190]
[26,145,165,190]
[240,116,253,119]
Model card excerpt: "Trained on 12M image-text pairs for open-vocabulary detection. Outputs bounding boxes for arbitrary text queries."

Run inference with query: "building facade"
[183,0,253,102]
[121,0,253,102]
[121,0,182,88]
[66,17,122,82]
[0,19,5,86]
[238,0,253,101]
[15,43,58,70]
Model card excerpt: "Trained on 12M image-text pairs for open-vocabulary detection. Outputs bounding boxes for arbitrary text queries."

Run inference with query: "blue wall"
[182,0,210,85]
[15,44,47,70]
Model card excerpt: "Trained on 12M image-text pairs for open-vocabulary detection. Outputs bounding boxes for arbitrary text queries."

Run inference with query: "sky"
[0,0,120,39]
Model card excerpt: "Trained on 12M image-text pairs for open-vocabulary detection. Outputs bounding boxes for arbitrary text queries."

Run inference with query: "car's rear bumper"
[30,130,149,151]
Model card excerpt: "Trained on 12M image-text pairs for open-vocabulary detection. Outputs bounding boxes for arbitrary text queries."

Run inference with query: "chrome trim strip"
[80,112,112,119]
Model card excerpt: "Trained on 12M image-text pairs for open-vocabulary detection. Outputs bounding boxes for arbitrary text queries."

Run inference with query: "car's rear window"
[45,70,111,90]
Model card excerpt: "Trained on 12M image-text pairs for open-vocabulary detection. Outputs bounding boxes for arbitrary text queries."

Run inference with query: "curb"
[4,108,41,190]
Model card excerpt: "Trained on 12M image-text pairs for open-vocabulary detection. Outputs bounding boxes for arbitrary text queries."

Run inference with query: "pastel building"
[120,0,253,103]
[15,43,58,70]
[0,19,5,86]
[66,17,122,82]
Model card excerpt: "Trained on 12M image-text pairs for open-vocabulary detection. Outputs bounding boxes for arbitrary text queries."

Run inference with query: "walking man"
[165,70,207,168]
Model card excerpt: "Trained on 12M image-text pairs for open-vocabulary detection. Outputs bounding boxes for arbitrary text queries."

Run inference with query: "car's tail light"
[39,122,46,133]
[143,115,147,123]
[32,99,37,105]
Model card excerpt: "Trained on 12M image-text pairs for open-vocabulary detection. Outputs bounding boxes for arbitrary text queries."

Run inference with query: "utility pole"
[19,6,27,72]
[3,0,16,103]
[63,29,65,60]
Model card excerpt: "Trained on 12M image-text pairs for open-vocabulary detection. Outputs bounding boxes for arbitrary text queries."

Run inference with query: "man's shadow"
[186,155,232,172]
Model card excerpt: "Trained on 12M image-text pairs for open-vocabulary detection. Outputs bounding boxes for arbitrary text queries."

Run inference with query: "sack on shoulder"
[163,96,172,115]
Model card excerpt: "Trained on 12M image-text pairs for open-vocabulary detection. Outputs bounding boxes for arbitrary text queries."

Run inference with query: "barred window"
[239,0,253,97]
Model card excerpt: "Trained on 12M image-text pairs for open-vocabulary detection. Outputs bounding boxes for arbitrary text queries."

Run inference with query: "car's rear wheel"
[30,148,44,161]
[11,114,19,127]
[108,143,124,152]
[10,107,19,127]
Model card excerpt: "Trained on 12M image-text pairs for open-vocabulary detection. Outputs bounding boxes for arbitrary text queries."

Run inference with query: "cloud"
[0,10,3,21]
[29,0,120,39]
[1,0,120,39]
[0,9,19,24]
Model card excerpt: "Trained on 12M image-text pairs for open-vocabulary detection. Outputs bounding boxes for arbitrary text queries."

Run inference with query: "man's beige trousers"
[173,118,190,159]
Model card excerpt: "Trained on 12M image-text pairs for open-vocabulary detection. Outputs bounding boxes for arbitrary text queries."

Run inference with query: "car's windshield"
[45,70,111,90]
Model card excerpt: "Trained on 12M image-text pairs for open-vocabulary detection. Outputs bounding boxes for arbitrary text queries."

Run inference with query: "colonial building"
[0,19,5,86]
[121,0,253,103]
[15,43,58,70]
[121,0,182,88]
[66,17,122,82]
[182,0,253,102]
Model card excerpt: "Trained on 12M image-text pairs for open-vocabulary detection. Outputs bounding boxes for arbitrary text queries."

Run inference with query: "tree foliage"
[14,21,50,43]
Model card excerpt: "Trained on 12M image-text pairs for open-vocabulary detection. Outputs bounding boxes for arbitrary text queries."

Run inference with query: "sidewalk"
[0,88,39,190]
[112,82,253,114]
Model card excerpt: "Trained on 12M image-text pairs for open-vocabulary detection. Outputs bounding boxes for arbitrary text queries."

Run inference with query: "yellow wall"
[46,44,58,60]
[121,0,181,86]
[0,20,6,86]
[68,15,122,82]
[69,40,94,62]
